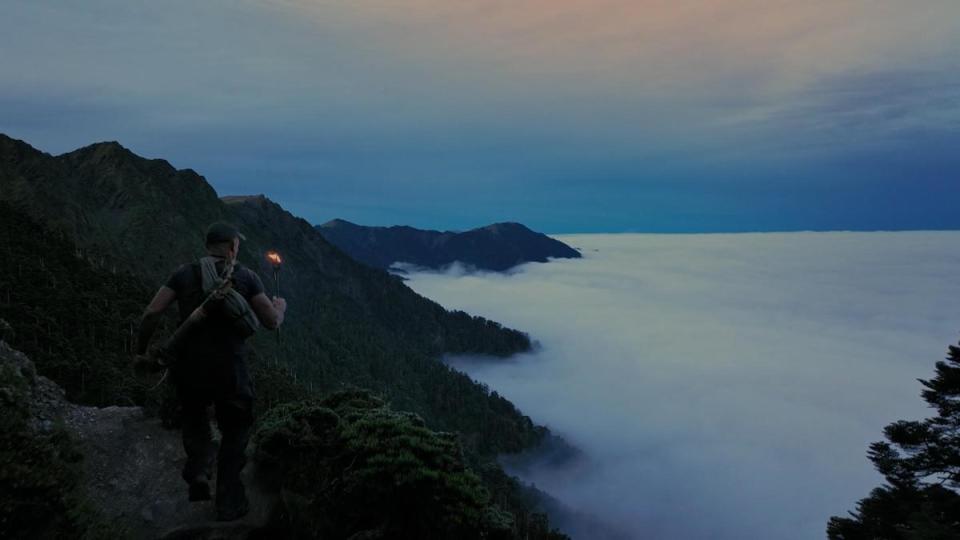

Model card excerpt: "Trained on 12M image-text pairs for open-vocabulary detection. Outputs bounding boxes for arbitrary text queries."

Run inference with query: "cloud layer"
[405,232,960,539]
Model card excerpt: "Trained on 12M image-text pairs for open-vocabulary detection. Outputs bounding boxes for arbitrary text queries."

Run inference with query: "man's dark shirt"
[164,257,265,399]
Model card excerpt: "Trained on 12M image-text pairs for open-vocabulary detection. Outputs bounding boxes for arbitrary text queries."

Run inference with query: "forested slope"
[0,133,539,456]
[0,134,569,538]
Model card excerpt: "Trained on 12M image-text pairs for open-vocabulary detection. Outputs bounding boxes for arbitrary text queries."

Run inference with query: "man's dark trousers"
[180,394,252,504]
[175,355,254,517]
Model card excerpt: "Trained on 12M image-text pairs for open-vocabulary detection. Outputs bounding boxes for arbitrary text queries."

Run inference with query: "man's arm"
[250,293,286,330]
[137,286,177,355]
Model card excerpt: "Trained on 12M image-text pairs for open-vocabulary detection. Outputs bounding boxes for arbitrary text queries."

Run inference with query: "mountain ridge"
[317,217,581,272]
[0,133,576,538]
[0,132,550,455]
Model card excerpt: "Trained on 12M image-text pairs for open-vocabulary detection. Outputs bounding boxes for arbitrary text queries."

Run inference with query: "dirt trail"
[1,339,277,539]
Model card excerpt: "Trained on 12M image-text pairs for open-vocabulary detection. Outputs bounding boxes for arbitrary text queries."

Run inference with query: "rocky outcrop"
[0,338,68,434]
[0,337,277,539]
[67,405,278,539]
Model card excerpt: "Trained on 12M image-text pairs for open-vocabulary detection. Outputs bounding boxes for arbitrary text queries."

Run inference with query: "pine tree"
[828,341,960,539]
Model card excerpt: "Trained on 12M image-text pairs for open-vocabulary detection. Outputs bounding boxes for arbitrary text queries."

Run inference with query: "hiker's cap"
[205,222,246,244]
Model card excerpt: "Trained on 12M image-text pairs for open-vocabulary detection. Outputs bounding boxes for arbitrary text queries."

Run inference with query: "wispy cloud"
[1,1,958,230]
[406,232,960,539]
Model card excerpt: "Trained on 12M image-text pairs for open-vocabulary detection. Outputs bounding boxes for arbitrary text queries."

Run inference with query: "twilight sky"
[1,1,958,232]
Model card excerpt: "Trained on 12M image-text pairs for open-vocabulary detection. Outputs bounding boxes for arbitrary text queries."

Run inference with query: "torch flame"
[266,251,282,265]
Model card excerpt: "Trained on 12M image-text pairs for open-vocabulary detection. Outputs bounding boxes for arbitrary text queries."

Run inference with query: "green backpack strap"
[199,256,222,295]
[197,256,260,338]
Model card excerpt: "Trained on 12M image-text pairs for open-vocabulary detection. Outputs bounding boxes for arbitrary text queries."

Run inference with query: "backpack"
[199,256,260,338]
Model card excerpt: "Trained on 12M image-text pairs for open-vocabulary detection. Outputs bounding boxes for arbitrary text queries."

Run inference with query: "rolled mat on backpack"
[153,256,260,368]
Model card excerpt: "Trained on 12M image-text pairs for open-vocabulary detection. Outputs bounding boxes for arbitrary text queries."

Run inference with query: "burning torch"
[266,250,282,344]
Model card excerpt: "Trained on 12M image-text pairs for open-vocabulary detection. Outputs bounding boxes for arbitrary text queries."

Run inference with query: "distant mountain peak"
[90,140,126,150]
[319,218,360,228]
[58,140,188,179]
[68,140,134,158]
[475,222,530,235]
[316,220,579,272]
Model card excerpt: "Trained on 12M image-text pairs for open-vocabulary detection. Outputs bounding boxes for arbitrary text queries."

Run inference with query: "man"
[135,222,286,521]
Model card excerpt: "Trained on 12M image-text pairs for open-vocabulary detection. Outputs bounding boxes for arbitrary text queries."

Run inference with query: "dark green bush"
[255,389,514,539]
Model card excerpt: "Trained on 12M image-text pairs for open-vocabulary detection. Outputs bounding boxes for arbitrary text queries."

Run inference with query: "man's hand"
[132,353,165,378]
[251,293,286,329]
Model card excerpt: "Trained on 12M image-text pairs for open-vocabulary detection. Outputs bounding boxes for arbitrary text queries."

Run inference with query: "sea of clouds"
[404,232,960,540]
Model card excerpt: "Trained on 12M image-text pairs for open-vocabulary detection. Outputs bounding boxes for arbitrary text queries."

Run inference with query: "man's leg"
[214,395,254,520]
[180,395,216,501]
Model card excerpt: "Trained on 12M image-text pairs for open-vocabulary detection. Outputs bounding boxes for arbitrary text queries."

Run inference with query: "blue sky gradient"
[1,1,958,232]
